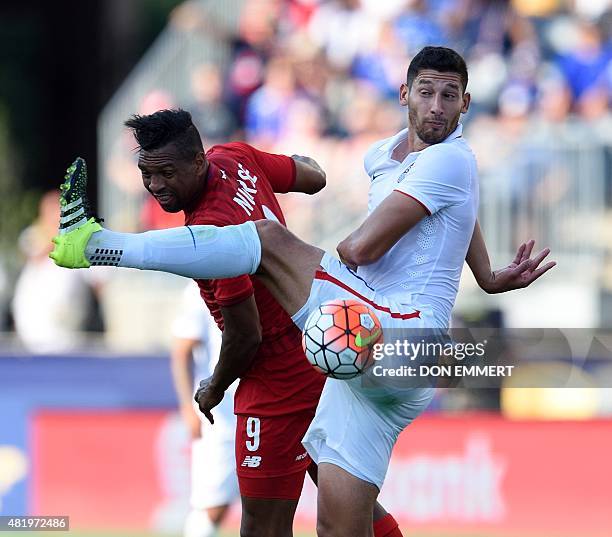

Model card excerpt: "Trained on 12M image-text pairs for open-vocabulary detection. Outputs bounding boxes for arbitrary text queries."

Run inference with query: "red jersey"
[184,142,325,416]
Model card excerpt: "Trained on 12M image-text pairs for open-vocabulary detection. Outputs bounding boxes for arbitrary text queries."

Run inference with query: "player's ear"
[399,83,409,107]
[461,92,471,114]
[194,150,207,174]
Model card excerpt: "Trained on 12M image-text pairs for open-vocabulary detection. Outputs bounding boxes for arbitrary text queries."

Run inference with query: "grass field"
[1,531,584,537]
[0,532,492,537]
[1,531,506,537]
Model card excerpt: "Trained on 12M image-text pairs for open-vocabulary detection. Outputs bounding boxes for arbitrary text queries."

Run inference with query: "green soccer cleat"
[49,157,102,268]
[50,217,102,268]
[58,157,91,232]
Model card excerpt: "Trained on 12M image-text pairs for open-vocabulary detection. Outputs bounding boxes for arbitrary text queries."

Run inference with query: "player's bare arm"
[196,295,262,423]
[466,220,556,293]
[291,155,326,194]
[337,191,428,268]
[170,336,203,438]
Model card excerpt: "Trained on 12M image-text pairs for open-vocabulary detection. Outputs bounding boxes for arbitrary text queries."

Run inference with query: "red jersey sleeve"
[227,142,296,193]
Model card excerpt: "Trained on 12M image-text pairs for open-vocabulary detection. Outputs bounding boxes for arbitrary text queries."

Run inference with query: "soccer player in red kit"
[59,110,403,537]
[122,110,326,536]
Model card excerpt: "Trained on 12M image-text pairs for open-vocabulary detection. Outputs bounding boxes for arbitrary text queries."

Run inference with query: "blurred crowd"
[172,0,611,142]
[164,0,612,249]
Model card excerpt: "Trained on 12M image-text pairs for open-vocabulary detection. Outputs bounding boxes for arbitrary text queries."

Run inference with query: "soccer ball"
[302,299,383,379]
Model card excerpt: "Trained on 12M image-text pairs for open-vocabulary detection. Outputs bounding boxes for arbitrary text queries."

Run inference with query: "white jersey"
[358,124,479,326]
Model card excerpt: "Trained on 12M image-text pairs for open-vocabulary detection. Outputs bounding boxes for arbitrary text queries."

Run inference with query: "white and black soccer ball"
[301,299,383,379]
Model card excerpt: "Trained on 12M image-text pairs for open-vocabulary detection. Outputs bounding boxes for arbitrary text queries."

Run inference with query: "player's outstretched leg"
[50,157,323,317]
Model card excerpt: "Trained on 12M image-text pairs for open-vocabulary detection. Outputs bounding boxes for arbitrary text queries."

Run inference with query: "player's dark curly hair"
[407,46,468,92]
[124,109,204,160]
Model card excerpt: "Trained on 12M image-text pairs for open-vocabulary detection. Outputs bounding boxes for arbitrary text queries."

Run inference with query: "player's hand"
[291,154,325,174]
[194,377,224,425]
[486,239,556,293]
[181,405,202,439]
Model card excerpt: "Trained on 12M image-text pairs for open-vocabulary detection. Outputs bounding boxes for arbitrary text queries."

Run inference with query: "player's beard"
[151,191,182,213]
[411,108,461,145]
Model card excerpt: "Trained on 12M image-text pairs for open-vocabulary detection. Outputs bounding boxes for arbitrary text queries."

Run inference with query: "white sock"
[84,222,261,278]
[184,509,218,537]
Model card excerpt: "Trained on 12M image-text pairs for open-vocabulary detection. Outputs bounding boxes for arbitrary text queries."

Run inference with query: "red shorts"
[235,410,315,500]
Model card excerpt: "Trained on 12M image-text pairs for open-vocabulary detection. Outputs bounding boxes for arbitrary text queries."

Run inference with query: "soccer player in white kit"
[171,283,239,537]
[51,47,555,536]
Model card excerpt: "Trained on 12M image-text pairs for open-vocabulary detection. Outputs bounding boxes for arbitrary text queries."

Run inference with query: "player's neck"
[406,130,433,154]
[184,161,210,214]
[391,137,411,162]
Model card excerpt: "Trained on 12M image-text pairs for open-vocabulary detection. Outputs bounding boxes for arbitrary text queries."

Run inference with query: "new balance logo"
[295,452,308,461]
[241,455,262,468]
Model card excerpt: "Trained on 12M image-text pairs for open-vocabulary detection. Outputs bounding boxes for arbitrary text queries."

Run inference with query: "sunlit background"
[1,0,611,536]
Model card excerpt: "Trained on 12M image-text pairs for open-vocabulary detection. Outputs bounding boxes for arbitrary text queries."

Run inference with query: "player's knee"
[240,521,282,537]
[239,515,261,537]
[316,514,337,537]
[318,507,370,537]
[317,503,346,537]
[240,498,295,537]
[254,219,290,248]
[239,509,272,537]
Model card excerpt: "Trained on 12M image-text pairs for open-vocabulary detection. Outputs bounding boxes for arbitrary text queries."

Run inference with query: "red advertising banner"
[32,411,612,535]
[32,411,184,530]
[374,414,612,536]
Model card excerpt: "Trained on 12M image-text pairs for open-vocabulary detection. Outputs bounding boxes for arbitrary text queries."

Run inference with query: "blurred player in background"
[12,190,101,352]
[171,282,238,537]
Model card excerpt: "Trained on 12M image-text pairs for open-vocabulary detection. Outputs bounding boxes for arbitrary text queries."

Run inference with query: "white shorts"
[190,410,239,509]
[292,253,437,489]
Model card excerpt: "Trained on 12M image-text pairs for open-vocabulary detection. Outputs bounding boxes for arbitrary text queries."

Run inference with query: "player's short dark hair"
[124,109,203,160]
[407,46,468,92]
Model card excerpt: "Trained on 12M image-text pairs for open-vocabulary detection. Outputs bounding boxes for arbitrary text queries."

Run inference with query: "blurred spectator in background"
[555,18,611,116]
[244,55,301,146]
[171,283,239,537]
[286,33,331,105]
[393,0,449,55]
[308,0,379,71]
[351,21,412,99]
[223,0,283,123]
[11,191,103,353]
[187,63,239,145]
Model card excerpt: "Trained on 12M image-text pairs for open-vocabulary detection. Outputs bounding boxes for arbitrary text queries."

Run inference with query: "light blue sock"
[84,222,261,278]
